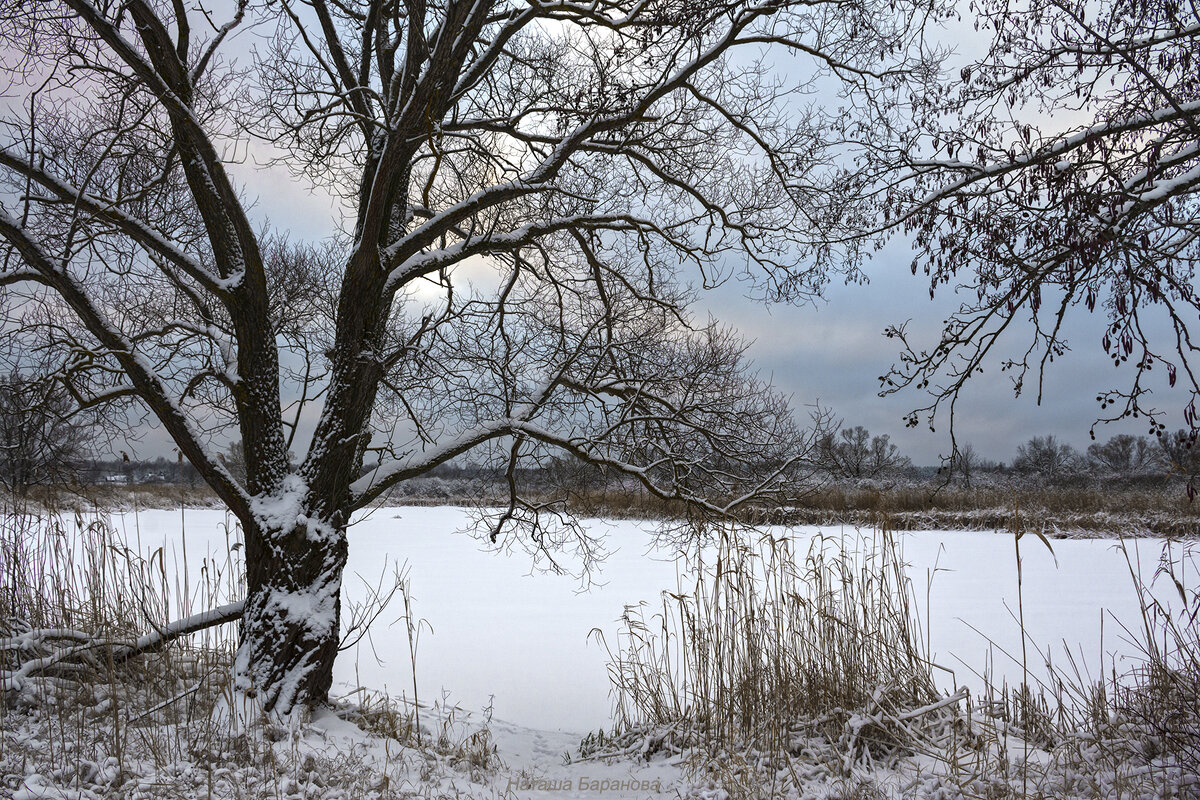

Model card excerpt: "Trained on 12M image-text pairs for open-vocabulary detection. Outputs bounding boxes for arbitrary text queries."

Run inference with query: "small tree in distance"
[819,425,911,479]
[1158,430,1200,488]
[218,442,247,485]
[1012,435,1081,482]
[1087,434,1162,478]
[946,442,986,488]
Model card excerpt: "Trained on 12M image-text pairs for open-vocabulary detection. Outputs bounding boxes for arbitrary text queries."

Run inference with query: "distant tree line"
[1009,433,1200,484]
[529,424,1200,492]
[79,428,1193,493]
[3,367,1197,499]
[814,425,1200,488]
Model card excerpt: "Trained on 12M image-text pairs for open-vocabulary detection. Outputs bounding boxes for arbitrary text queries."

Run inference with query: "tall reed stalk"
[604,524,938,755]
[1,500,243,773]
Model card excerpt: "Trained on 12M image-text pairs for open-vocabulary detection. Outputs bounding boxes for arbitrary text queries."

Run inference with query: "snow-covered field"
[112,505,1195,735]
[6,504,1196,799]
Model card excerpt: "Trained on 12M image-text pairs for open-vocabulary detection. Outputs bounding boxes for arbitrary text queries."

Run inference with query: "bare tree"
[1158,429,1200,485]
[1087,433,1162,477]
[0,375,86,497]
[219,441,247,484]
[878,0,1199,442]
[946,441,979,488]
[867,431,911,476]
[819,425,910,478]
[1012,434,1081,481]
[0,0,938,711]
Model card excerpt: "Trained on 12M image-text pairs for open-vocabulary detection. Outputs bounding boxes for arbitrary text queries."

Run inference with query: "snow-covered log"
[1,602,244,692]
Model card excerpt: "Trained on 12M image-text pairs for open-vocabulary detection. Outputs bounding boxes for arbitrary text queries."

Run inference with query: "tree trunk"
[235,514,348,713]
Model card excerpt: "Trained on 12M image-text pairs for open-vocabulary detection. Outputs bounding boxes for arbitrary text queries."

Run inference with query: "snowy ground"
[111,506,1193,734]
[6,505,1197,799]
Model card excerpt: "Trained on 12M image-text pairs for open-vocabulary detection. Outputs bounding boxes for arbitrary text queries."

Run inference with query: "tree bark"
[236,515,349,713]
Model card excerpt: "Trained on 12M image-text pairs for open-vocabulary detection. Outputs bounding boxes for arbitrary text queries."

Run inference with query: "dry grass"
[1,498,243,763]
[5,491,1195,799]
[948,538,1200,798]
[22,481,224,511]
[0,499,498,799]
[533,483,1200,538]
[338,687,500,779]
[33,476,1200,538]
[593,519,1199,799]
[592,523,946,797]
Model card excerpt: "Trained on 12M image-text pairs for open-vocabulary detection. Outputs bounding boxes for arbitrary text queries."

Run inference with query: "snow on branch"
[1,601,244,692]
[0,148,225,295]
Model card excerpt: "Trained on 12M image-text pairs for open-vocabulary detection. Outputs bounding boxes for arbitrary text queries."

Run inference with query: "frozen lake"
[111,505,1196,733]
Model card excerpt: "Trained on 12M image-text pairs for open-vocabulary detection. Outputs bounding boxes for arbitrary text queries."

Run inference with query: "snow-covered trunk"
[235,514,348,713]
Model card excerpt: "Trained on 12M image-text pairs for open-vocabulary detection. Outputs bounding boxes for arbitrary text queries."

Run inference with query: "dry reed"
[599,524,940,758]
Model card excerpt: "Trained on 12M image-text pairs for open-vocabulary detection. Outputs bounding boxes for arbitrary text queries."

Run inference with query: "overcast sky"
[703,257,1172,466]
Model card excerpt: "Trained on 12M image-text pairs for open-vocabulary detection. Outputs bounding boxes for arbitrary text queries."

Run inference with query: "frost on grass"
[5,505,1197,799]
[591,526,1200,800]
[579,661,1199,800]
[1,657,501,800]
[0,505,490,799]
